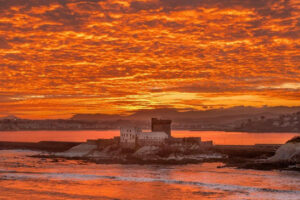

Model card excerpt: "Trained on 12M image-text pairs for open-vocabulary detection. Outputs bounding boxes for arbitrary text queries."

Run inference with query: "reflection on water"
[0,150,299,200]
[0,130,298,145]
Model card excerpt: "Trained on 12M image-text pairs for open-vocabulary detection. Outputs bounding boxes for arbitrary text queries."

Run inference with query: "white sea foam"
[1,170,299,196]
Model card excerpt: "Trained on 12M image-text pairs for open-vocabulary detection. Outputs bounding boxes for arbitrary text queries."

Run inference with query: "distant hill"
[1,106,300,131]
[234,111,300,132]
[0,115,19,120]
[71,106,300,125]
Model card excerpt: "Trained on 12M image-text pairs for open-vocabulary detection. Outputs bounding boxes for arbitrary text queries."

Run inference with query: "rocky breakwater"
[49,142,225,165]
[239,136,300,171]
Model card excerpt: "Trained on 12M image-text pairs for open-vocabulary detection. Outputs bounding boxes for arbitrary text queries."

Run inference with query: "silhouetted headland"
[1,107,300,132]
[1,117,299,171]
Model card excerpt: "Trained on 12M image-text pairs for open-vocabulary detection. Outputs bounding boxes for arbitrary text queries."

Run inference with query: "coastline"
[0,141,81,152]
[1,140,296,171]
[1,128,300,133]
[189,129,300,133]
[1,140,299,172]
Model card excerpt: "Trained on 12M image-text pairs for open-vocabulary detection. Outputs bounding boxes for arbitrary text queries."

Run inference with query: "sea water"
[0,130,298,145]
[0,150,299,200]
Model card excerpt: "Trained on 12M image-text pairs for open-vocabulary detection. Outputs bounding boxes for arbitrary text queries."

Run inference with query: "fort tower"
[151,118,172,137]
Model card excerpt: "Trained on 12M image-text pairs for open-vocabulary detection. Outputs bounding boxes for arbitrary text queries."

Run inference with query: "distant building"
[168,137,202,145]
[151,118,172,137]
[120,118,171,149]
[120,127,141,148]
[137,131,169,146]
[120,127,168,149]
[120,118,212,149]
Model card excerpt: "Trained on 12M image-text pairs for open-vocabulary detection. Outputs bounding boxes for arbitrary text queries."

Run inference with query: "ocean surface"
[0,130,299,145]
[0,150,299,200]
[0,131,299,199]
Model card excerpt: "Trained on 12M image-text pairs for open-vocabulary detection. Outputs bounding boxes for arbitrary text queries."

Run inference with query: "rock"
[55,143,97,158]
[87,150,110,159]
[167,153,177,160]
[267,137,300,163]
[133,146,159,158]
[291,153,300,163]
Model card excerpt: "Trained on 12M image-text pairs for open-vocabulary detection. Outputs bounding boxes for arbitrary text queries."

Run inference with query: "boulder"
[56,143,97,158]
[268,136,300,163]
[133,146,159,157]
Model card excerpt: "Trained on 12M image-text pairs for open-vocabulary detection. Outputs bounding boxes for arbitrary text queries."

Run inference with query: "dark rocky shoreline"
[0,141,81,152]
[32,153,300,172]
[30,154,225,165]
[1,141,299,172]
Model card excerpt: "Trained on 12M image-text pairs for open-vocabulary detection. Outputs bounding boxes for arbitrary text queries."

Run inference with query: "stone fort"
[151,118,172,137]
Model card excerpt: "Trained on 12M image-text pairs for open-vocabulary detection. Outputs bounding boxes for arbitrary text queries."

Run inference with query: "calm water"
[0,130,298,145]
[0,150,299,200]
[0,131,299,199]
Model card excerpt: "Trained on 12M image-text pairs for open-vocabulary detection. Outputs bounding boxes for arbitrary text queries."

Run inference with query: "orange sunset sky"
[0,0,299,119]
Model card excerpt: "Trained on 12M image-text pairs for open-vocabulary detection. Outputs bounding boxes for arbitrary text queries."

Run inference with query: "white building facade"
[120,127,142,148]
[120,127,168,149]
[137,132,169,146]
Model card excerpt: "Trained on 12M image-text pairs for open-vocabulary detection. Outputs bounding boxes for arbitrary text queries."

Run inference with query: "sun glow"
[0,0,299,118]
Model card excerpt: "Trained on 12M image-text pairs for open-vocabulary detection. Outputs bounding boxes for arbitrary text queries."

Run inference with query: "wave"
[0,170,299,195]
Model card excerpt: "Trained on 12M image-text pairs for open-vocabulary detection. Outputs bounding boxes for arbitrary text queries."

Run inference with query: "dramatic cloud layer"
[0,0,299,118]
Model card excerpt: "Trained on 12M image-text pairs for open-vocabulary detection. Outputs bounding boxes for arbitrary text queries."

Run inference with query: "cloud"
[0,0,299,118]
[0,37,11,49]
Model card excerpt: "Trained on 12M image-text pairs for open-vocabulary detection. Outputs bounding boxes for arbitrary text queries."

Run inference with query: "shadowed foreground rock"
[52,142,225,165]
[232,136,300,171]
[0,141,81,152]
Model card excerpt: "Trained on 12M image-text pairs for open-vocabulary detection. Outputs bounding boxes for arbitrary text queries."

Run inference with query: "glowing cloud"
[0,0,299,118]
